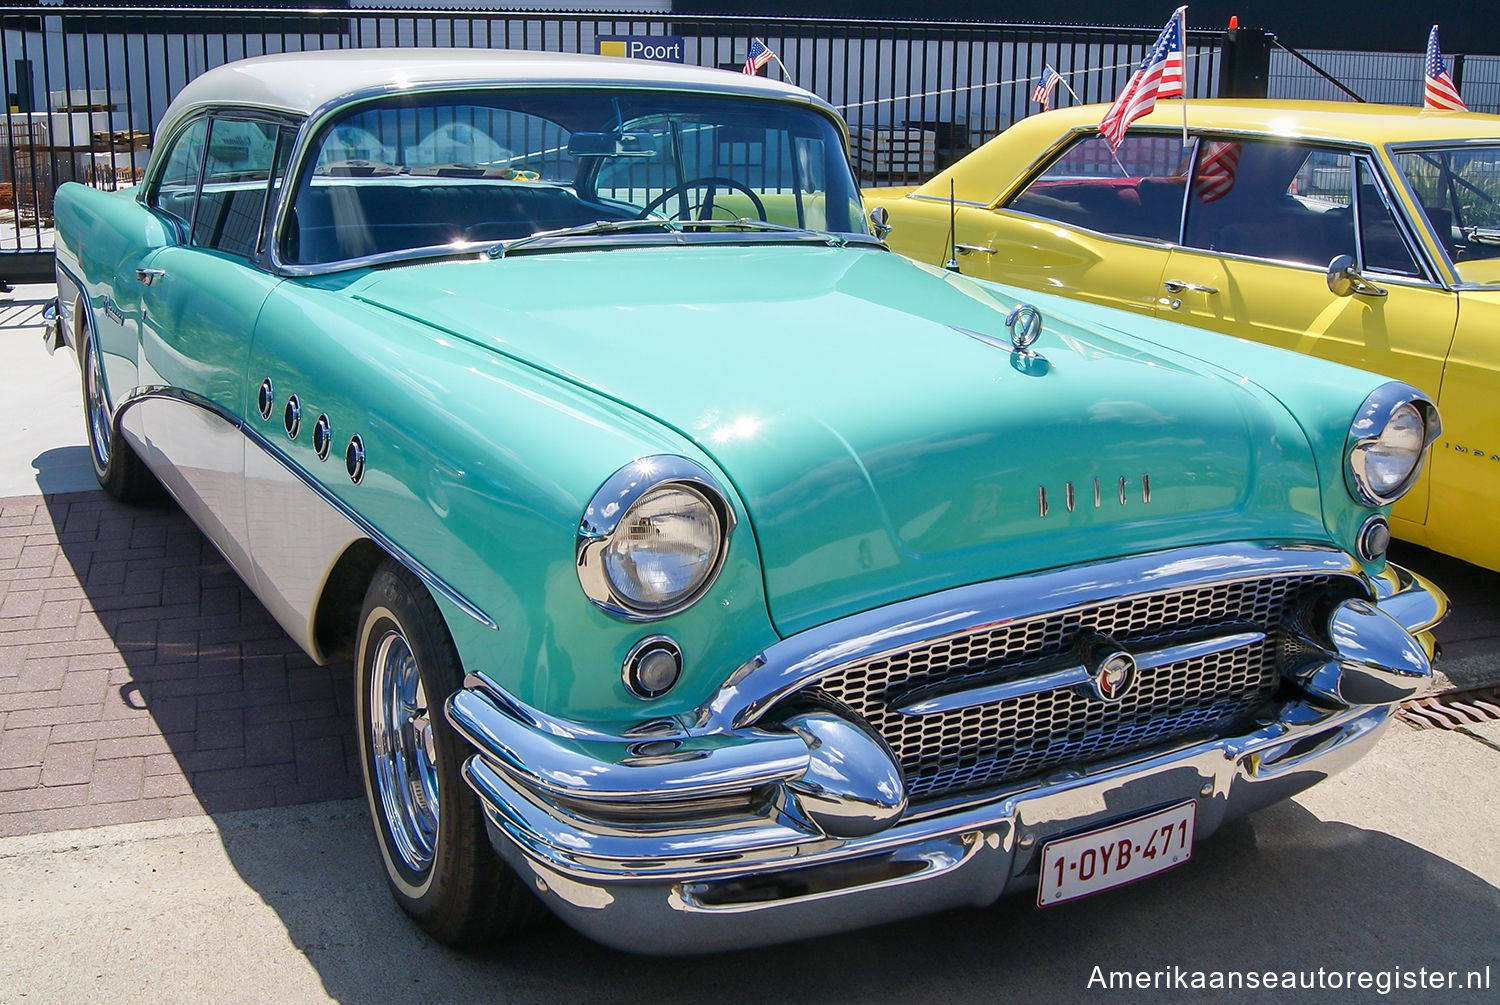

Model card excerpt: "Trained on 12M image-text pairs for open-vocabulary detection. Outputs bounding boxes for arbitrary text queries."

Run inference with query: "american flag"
[1032,65,1063,109]
[1157,8,1186,99]
[1194,141,1243,203]
[1099,7,1187,151]
[1423,25,1468,111]
[743,38,774,76]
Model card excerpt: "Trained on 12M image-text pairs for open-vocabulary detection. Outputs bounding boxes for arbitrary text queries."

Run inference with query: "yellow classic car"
[866,100,1500,572]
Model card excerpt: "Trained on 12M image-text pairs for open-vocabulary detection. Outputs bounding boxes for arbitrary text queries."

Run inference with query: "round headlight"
[576,457,737,621]
[603,485,722,612]
[1346,386,1439,507]
[1358,403,1424,498]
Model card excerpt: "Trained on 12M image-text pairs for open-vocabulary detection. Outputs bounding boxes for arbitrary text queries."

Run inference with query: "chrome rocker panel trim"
[448,544,1447,953]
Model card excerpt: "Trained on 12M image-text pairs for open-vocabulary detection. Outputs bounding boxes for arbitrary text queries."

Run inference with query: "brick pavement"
[0,490,360,838]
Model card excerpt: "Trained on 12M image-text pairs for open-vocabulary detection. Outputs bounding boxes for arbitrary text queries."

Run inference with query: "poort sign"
[597,36,685,63]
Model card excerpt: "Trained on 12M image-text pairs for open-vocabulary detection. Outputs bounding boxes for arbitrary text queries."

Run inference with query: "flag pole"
[767,49,796,85]
[1178,7,1189,144]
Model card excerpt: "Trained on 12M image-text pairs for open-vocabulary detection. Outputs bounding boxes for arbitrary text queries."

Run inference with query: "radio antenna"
[944,177,960,272]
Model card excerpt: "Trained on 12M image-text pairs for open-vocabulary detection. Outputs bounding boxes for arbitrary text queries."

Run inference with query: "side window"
[1006,133,1188,242]
[148,117,208,228]
[1183,141,1354,266]
[191,118,285,260]
[1356,160,1421,277]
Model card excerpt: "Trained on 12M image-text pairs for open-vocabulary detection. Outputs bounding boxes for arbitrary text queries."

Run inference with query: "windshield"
[284,87,865,266]
[1393,144,1500,281]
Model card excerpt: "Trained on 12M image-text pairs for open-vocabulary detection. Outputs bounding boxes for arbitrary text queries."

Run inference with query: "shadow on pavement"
[218,798,1497,1003]
[32,444,97,496]
[38,490,362,829]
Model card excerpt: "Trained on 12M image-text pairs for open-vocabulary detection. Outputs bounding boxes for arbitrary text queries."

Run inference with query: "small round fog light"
[623,636,682,700]
[1357,514,1392,562]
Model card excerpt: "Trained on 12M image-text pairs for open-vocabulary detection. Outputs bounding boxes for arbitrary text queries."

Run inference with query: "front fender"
[249,279,779,723]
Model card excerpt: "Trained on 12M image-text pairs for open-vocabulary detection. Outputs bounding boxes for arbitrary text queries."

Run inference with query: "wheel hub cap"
[370,629,439,873]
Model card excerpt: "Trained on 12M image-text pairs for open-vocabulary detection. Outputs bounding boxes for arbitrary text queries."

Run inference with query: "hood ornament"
[950,301,1050,377]
[1006,304,1043,352]
[1006,304,1048,376]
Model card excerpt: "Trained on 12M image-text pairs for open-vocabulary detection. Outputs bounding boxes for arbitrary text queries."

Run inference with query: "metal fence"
[0,6,1225,279]
[1269,48,1500,112]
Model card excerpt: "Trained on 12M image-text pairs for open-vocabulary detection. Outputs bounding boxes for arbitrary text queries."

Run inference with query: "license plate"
[1037,801,1195,907]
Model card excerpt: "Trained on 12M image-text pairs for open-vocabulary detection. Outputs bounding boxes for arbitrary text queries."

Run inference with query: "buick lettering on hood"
[47,50,1446,953]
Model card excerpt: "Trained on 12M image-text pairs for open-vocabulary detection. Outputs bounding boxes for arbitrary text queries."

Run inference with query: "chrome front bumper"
[41,298,65,356]
[447,550,1447,954]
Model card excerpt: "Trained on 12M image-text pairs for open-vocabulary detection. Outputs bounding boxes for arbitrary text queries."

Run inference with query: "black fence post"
[1218,26,1272,98]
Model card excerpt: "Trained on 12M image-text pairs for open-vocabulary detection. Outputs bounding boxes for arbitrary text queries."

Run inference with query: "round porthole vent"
[257,378,275,421]
[283,395,302,440]
[312,414,332,461]
[346,435,366,485]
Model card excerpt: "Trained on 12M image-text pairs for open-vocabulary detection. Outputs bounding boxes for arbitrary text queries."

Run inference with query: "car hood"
[352,245,1329,637]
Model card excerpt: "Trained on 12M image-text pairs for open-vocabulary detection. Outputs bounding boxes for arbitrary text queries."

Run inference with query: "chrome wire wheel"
[368,625,440,874]
[83,335,112,472]
[356,558,538,945]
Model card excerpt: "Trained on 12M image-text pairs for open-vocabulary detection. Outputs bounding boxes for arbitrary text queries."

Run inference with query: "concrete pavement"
[1,722,1496,1004]
[0,287,96,498]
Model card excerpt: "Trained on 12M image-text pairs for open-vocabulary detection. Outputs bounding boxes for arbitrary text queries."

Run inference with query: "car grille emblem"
[1081,636,1138,702]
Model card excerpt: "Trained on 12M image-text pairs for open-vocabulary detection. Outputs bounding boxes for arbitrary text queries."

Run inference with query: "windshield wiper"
[490,219,679,258]
[490,216,864,259]
[675,218,848,246]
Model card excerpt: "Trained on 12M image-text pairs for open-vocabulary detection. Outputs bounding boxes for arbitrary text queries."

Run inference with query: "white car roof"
[158,48,834,140]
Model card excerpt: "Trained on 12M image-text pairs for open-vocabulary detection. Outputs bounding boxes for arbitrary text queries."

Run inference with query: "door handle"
[1162,279,1218,295]
[136,268,166,286]
[955,243,997,256]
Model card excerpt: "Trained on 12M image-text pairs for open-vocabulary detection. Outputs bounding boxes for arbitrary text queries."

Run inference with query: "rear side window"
[1006,133,1188,242]
[149,117,208,227]
[191,118,288,260]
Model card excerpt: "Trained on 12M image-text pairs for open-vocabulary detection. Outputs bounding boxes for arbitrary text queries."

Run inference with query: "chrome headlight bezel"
[576,456,737,621]
[1345,382,1441,507]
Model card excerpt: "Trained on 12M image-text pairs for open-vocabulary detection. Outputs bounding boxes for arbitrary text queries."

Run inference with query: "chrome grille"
[806,574,1336,801]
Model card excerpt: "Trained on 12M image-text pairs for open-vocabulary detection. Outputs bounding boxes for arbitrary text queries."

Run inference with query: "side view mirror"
[1326,254,1387,299]
[868,205,892,240]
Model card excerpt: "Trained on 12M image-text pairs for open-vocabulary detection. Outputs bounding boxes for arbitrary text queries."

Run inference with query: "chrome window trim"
[696,542,1370,732]
[1344,381,1442,506]
[110,386,497,631]
[139,111,212,239]
[906,193,991,210]
[139,107,304,244]
[575,454,737,622]
[266,81,850,277]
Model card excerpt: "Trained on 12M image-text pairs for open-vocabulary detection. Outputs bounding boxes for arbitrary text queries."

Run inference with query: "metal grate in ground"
[1398,685,1500,730]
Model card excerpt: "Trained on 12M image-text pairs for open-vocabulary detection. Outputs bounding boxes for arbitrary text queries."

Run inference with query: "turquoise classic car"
[48,50,1447,953]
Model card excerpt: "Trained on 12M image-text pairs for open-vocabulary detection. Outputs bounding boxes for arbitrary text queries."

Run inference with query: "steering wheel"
[638,176,768,222]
